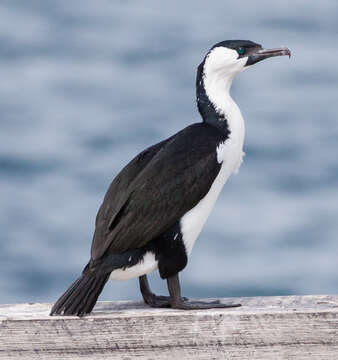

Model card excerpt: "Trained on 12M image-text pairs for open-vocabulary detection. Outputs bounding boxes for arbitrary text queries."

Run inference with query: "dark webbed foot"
[170,298,241,310]
[167,273,241,310]
[139,275,168,307]
[139,274,241,310]
[143,294,171,308]
[139,275,188,308]
[144,294,190,308]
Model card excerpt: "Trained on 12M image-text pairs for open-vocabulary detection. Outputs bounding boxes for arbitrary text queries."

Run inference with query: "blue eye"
[237,47,245,55]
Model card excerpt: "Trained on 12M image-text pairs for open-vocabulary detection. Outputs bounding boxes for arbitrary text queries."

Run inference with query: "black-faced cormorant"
[51,40,291,316]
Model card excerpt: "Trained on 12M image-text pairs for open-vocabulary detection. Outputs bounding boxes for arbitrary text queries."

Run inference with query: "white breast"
[109,252,158,281]
[180,137,244,256]
[181,67,245,256]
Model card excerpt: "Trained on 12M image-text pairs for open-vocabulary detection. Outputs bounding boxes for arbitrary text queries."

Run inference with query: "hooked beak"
[246,47,291,66]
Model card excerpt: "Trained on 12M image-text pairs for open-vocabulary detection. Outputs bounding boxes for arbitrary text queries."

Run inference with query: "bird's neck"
[196,63,244,144]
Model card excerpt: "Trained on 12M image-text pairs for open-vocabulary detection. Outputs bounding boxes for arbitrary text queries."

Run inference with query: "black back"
[91,123,227,260]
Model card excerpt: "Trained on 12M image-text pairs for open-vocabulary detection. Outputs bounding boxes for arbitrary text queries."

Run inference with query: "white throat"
[202,49,246,149]
[203,69,235,118]
[179,48,247,256]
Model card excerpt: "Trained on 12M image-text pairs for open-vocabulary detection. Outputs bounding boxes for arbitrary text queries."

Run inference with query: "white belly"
[109,138,244,279]
[180,78,246,255]
[109,252,158,281]
[180,141,244,255]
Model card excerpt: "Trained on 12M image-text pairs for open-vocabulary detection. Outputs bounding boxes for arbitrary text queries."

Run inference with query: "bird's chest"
[180,146,244,256]
[180,110,245,256]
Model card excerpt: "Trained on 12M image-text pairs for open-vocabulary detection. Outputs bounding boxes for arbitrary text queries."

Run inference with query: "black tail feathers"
[50,273,110,317]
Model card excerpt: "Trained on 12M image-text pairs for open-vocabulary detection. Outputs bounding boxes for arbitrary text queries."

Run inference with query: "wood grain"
[1,295,338,359]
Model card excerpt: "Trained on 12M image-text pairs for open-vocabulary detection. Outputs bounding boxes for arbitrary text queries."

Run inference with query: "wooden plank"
[0,295,338,359]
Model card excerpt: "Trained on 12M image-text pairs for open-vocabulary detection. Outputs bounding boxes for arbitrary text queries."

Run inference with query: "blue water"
[1,0,338,304]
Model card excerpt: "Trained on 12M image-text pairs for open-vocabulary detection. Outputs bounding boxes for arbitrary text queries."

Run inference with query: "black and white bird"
[51,40,291,316]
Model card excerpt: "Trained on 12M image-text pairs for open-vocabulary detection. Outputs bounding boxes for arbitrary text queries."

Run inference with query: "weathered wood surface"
[0,295,338,359]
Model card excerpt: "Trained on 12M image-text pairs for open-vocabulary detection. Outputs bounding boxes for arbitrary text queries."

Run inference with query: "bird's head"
[202,40,291,81]
[196,40,291,120]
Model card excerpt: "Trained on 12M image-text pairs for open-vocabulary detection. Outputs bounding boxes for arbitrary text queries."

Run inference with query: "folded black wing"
[91,123,226,261]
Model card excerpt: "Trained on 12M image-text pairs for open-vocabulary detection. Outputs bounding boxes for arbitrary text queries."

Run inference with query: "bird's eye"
[237,47,245,55]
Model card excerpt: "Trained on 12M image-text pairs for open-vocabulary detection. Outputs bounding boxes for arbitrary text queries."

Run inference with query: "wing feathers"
[90,123,225,261]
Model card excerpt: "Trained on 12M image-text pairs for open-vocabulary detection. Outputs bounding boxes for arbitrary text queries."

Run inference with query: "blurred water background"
[1,0,338,305]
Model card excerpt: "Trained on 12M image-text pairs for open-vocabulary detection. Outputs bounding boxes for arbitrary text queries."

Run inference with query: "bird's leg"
[139,275,171,308]
[167,273,241,310]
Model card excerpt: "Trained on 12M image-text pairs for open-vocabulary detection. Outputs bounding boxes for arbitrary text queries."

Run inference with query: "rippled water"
[1,0,338,304]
